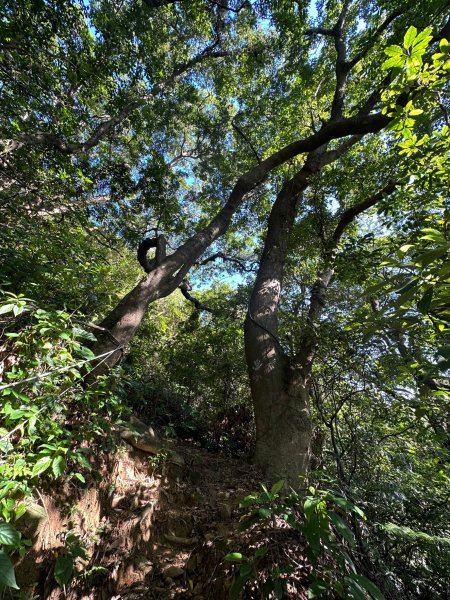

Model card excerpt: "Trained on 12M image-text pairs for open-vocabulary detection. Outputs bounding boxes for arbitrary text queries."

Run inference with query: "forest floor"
[14,422,309,600]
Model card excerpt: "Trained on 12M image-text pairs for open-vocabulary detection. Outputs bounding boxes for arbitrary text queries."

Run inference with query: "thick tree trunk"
[245,324,313,484]
[244,163,317,486]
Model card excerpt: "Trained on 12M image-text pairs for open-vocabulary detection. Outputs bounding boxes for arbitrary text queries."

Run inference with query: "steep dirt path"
[93,441,262,600]
[17,435,263,599]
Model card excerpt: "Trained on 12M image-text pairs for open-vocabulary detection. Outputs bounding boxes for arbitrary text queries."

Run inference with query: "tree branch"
[348,10,402,68]
[231,117,261,163]
[196,251,255,272]
[300,180,398,368]
[330,0,352,120]
[179,280,214,313]
[332,180,398,244]
[137,235,167,273]
[0,41,244,157]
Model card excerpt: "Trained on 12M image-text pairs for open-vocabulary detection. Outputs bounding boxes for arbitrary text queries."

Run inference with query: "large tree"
[2,0,449,486]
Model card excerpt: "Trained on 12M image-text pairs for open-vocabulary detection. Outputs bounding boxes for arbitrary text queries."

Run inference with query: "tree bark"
[244,155,323,486]
[244,146,398,486]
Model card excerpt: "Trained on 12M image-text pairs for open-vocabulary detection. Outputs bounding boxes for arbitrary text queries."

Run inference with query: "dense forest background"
[0,0,449,598]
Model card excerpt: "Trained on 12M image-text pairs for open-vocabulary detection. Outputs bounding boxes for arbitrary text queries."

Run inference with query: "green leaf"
[239,562,253,578]
[415,246,448,267]
[224,552,246,562]
[0,304,14,315]
[404,26,417,49]
[229,573,250,600]
[395,277,419,296]
[270,480,285,496]
[417,286,433,314]
[328,511,355,547]
[415,406,428,419]
[273,578,284,599]
[52,455,66,478]
[254,546,268,559]
[54,555,73,586]
[332,497,365,518]
[382,56,404,70]
[344,576,368,600]
[239,494,257,508]
[304,496,321,520]
[438,345,450,359]
[0,550,19,589]
[420,228,446,243]
[384,45,402,57]
[32,456,52,477]
[304,515,322,556]
[0,523,21,547]
[263,577,274,598]
[348,575,385,600]
[308,580,328,598]
[257,508,271,519]
[413,27,433,47]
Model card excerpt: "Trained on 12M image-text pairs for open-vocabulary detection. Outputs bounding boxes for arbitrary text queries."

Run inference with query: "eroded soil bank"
[15,431,265,599]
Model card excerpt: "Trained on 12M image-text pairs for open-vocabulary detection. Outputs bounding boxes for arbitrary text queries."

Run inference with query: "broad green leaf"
[304,515,322,556]
[52,455,67,478]
[415,406,428,419]
[273,578,284,599]
[395,282,420,308]
[54,555,73,586]
[344,576,368,600]
[384,45,402,57]
[254,546,268,558]
[263,577,274,598]
[304,496,321,520]
[32,456,52,477]
[404,26,417,49]
[417,286,433,314]
[420,228,446,242]
[239,495,257,508]
[415,246,448,267]
[0,523,20,547]
[413,27,433,47]
[229,573,250,600]
[0,304,14,315]
[382,56,404,70]
[0,550,19,589]
[328,511,355,547]
[332,497,365,518]
[239,562,253,578]
[395,277,419,296]
[438,345,450,359]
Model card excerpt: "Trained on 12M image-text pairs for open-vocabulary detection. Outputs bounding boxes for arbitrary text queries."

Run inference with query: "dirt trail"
[16,436,263,599]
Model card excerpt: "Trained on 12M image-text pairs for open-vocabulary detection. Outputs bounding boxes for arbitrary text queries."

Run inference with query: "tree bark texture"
[244,158,321,486]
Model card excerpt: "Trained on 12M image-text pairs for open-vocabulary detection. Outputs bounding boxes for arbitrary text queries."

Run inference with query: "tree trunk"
[244,164,316,486]
[245,321,313,484]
